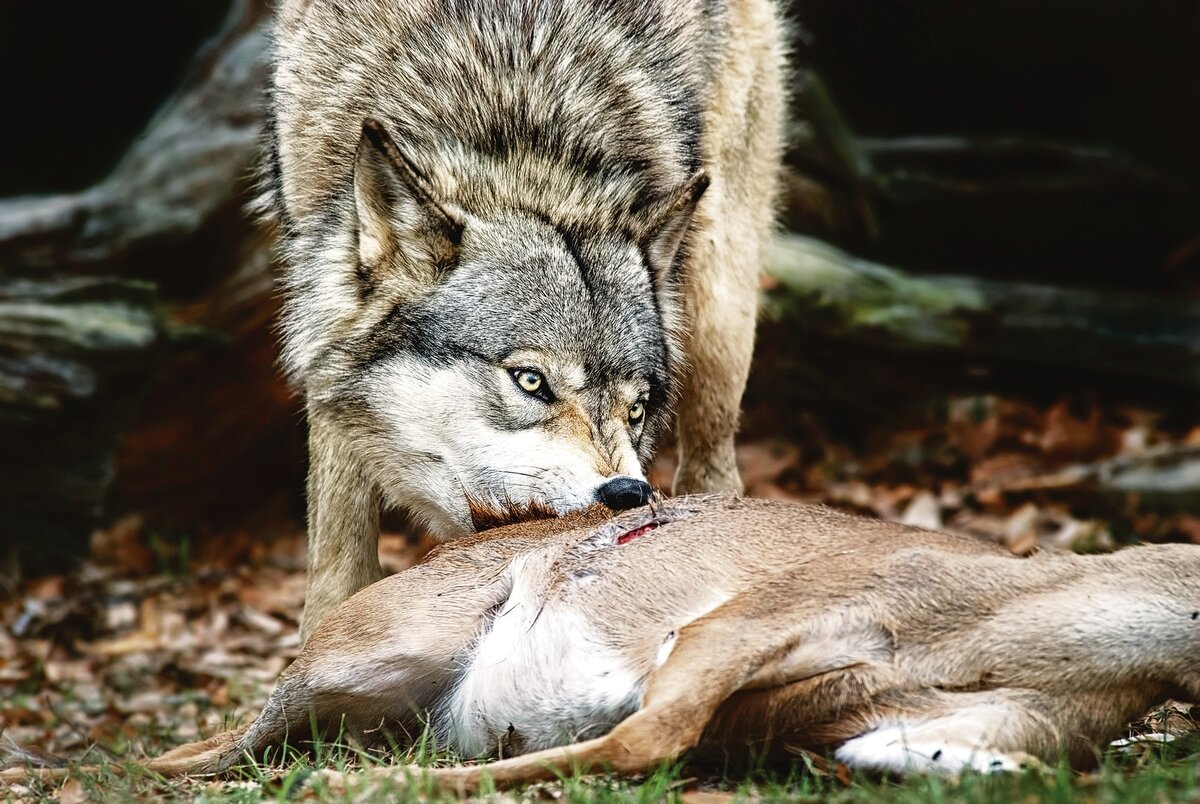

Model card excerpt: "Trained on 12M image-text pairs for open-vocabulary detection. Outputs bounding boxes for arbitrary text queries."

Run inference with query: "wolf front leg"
[672,212,760,496]
[672,0,785,497]
[300,412,383,639]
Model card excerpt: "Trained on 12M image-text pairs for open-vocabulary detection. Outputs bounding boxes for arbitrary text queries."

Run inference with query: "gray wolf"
[9,496,1196,789]
[262,0,787,636]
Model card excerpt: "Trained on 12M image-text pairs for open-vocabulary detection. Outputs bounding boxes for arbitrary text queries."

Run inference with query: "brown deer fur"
[3,496,1197,791]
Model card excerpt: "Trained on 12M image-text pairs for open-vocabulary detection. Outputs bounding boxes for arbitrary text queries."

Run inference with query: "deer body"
[4,496,1198,789]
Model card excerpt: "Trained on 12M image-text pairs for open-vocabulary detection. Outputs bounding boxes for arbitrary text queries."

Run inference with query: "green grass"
[9,732,1198,803]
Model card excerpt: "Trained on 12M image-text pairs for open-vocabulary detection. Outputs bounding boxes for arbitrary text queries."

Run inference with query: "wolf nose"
[596,477,653,510]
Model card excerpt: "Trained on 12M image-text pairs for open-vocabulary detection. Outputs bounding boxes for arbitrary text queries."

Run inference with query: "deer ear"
[635,170,710,283]
[352,118,464,292]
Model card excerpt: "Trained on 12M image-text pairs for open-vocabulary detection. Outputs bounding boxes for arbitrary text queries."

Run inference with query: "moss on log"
[762,234,1200,406]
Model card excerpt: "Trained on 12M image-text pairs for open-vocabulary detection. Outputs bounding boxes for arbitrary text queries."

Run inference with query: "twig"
[44,698,119,761]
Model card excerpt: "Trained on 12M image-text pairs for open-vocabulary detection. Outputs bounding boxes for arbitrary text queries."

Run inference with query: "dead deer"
[3,496,1198,792]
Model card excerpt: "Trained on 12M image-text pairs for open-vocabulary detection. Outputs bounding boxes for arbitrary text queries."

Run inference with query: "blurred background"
[1,0,1200,755]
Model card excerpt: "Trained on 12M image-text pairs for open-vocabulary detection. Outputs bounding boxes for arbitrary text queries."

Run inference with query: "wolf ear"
[635,170,710,281]
[353,118,464,292]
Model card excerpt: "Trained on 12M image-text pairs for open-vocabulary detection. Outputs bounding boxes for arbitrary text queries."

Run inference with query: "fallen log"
[0,277,166,571]
[758,234,1200,414]
[0,0,270,274]
[0,1,294,575]
[974,444,1200,517]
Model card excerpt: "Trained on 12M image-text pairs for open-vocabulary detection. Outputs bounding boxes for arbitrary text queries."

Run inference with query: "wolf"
[262,0,787,635]
[6,497,1197,790]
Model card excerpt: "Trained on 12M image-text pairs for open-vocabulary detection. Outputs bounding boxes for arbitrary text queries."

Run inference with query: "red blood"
[617,522,659,545]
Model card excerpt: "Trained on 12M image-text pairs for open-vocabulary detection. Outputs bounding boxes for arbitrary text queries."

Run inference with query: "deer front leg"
[327,595,819,794]
[300,412,383,640]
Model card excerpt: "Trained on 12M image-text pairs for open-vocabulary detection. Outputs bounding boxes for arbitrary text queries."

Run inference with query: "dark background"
[2,0,1199,572]
[0,2,228,196]
[5,1,1198,281]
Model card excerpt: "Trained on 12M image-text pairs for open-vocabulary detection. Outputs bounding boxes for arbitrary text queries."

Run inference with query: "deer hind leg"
[834,689,1067,776]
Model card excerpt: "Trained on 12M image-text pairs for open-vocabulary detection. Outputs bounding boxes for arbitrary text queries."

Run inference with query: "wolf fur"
[6,496,1197,790]
[263,0,787,635]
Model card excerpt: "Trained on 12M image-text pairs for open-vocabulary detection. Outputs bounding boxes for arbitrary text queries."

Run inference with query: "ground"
[2,393,1198,801]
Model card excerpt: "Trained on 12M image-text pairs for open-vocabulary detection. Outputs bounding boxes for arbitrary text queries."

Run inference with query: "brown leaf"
[736,440,801,491]
[84,598,163,656]
[0,661,29,682]
[58,778,87,804]
[970,453,1044,490]
[90,514,156,577]
[1027,401,1114,460]
[870,484,918,519]
[236,606,285,637]
[27,577,67,602]
[680,792,735,804]
[900,491,942,530]
[1004,503,1040,556]
[84,635,161,657]
[945,396,1001,460]
[824,481,874,510]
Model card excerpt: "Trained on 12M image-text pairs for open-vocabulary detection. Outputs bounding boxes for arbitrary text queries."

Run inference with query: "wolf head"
[286,120,707,537]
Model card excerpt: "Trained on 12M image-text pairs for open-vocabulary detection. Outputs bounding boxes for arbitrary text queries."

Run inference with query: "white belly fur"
[440,555,644,757]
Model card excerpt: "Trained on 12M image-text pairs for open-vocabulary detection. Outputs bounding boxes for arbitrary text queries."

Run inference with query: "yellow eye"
[514,369,544,395]
[628,401,645,424]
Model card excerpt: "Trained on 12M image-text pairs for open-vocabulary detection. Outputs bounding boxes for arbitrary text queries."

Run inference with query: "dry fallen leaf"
[900,491,942,530]
[680,792,736,804]
[58,778,87,804]
[737,440,801,491]
[1029,401,1110,460]
[970,453,1045,490]
[1004,503,1040,556]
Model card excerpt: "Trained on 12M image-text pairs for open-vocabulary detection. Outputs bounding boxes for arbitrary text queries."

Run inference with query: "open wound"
[582,502,700,551]
[617,521,660,544]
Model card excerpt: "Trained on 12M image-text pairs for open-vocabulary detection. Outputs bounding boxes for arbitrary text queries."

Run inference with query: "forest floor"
[2,392,1199,801]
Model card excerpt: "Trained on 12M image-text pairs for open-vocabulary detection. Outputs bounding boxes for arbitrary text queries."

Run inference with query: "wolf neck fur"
[271,0,720,231]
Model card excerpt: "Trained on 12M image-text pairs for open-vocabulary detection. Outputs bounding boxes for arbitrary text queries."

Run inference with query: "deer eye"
[510,368,554,402]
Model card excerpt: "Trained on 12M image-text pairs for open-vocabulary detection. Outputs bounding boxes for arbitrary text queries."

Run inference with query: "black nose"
[595,477,653,510]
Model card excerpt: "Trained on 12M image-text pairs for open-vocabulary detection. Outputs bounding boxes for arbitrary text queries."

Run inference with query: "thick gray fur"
[262,0,788,636]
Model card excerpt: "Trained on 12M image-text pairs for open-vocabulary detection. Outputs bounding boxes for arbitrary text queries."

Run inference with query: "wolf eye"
[628,401,645,424]
[514,369,543,393]
[510,368,553,401]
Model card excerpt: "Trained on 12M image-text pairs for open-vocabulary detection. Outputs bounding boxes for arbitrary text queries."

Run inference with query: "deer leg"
[0,726,251,787]
[324,594,826,794]
[834,688,1075,775]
